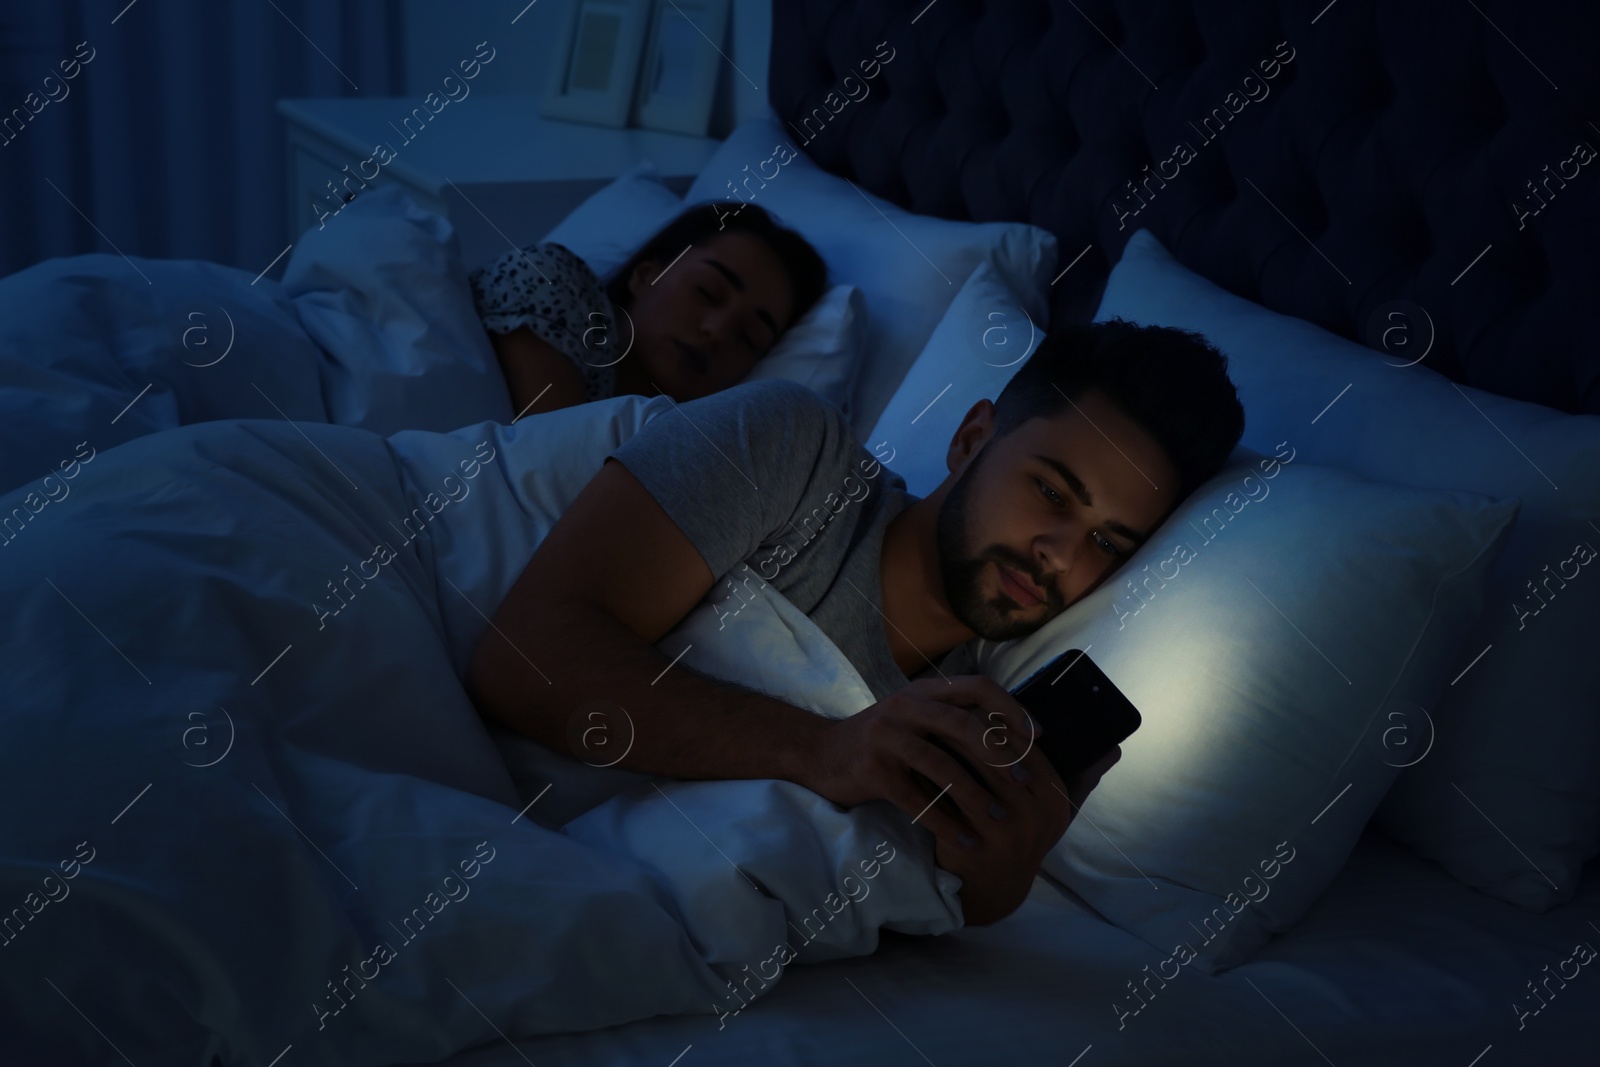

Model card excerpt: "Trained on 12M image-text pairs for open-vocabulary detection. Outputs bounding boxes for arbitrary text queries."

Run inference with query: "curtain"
[0,0,404,278]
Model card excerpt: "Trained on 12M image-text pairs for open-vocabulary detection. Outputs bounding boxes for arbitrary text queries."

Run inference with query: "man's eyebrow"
[706,258,779,337]
[1032,453,1150,545]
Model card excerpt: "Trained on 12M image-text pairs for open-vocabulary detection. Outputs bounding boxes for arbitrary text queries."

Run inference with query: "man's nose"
[1031,534,1076,597]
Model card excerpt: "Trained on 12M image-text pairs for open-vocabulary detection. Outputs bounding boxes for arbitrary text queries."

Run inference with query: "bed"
[2,1,1597,1065]
[446,0,1600,1062]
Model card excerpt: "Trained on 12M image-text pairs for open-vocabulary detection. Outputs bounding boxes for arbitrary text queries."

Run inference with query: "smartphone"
[909,649,1141,819]
[1009,648,1141,785]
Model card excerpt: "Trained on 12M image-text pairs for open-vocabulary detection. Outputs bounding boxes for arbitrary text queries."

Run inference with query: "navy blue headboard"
[769,0,1600,415]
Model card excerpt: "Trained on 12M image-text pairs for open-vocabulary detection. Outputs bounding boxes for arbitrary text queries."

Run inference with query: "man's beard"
[934,443,1059,642]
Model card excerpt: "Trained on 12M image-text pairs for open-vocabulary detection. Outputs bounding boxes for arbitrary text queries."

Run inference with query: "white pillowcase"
[686,109,1059,440]
[1096,229,1600,912]
[541,160,866,413]
[866,260,1044,498]
[969,452,1518,971]
[541,161,686,277]
[739,284,868,409]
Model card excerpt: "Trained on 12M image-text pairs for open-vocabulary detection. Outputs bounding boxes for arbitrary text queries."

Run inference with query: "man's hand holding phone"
[797,674,1118,926]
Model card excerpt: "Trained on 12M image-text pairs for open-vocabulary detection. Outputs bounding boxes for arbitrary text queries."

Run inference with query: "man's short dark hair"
[991,318,1246,506]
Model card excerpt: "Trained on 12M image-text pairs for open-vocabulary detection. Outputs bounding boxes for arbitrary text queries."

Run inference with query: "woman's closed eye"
[695,274,772,353]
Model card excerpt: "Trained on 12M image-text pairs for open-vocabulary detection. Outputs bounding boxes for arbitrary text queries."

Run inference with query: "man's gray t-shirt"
[607,378,961,702]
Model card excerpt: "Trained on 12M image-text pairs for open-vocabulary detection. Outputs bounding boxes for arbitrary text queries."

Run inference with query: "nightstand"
[277,97,722,266]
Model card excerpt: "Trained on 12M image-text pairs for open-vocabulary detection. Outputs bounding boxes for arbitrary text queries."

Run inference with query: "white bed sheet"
[436,829,1600,1066]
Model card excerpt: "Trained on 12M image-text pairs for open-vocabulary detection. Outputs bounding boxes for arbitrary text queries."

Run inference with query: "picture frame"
[631,0,730,137]
[540,0,652,128]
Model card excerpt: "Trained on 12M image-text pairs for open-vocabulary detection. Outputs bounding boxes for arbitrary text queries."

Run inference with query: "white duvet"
[0,185,514,497]
[0,389,962,1066]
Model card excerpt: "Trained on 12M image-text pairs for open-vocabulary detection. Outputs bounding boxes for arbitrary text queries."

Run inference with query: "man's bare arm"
[464,456,831,782]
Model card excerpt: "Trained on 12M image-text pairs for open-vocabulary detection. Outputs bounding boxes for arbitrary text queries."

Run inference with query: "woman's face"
[622,231,795,401]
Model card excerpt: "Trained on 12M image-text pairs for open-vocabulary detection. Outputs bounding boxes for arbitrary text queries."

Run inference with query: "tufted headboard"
[768,0,1600,415]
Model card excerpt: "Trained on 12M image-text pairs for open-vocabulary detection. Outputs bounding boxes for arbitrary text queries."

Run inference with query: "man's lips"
[998,564,1045,607]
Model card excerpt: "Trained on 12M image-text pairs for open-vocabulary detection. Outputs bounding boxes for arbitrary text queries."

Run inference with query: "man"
[466,317,1245,925]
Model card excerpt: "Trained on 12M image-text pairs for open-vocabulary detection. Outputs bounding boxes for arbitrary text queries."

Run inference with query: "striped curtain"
[0,0,404,278]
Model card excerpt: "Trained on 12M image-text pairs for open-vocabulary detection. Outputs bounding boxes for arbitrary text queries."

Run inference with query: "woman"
[469,201,828,419]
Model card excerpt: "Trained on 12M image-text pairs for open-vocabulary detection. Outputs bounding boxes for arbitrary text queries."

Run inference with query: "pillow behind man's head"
[971,451,1519,971]
[1095,229,1600,912]
[873,268,1520,968]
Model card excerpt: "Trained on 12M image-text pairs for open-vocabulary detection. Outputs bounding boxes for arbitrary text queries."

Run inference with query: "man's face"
[934,389,1181,642]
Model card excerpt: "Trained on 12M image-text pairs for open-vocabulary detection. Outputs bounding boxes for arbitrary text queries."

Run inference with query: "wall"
[400,0,771,133]
[402,0,561,97]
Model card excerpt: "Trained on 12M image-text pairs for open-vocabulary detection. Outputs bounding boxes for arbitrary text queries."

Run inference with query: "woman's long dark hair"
[603,202,828,332]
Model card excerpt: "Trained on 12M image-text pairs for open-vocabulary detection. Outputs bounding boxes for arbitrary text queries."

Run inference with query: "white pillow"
[542,161,866,411]
[740,284,868,419]
[866,260,1044,497]
[540,161,686,276]
[1096,229,1600,912]
[969,453,1518,971]
[686,109,1059,440]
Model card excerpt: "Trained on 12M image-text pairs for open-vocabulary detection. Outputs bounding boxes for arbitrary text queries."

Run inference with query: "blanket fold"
[0,185,509,497]
[0,396,962,1066]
